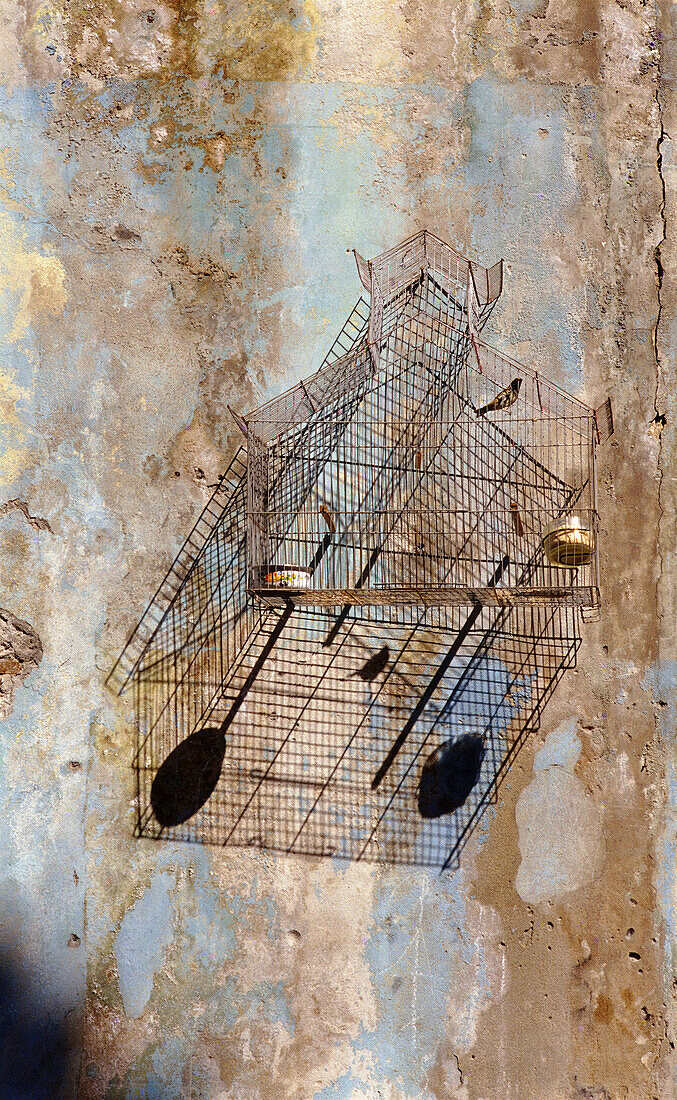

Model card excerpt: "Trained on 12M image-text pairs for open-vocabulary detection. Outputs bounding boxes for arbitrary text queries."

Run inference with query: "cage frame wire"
[128,599,582,869]
[233,229,610,617]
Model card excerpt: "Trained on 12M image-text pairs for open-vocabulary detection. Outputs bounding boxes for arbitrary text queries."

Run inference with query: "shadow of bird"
[417,733,485,818]
[151,727,226,828]
[476,377,522,417]
[349,645,390,681]
[319,504,336,533]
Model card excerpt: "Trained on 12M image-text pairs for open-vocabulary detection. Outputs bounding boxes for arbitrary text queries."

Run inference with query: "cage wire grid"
[131,588,581,868]
[109,228,609,870]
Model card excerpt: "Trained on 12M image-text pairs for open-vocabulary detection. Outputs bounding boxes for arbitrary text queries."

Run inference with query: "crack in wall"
[652,62,668,635]
[651,28,675,1085]
[0,498,53,533]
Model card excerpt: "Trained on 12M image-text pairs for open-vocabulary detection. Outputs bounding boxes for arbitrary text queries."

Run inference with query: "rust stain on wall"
[19,0,320,84]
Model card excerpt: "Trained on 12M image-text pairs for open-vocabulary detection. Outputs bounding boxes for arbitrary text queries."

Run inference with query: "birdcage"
[232,230,612,616]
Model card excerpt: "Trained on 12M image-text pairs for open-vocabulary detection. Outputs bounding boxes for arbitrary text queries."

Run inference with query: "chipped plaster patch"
[41,0,321,84]
[0,607,42,720]
[515,720,604,905]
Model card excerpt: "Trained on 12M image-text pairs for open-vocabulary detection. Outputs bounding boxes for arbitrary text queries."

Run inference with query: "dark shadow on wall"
[151,726,227,827]
[417,733,486,819]
[0,954,71,1100]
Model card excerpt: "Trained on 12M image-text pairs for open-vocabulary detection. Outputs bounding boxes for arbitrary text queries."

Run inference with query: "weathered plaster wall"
[0,1,674,1097]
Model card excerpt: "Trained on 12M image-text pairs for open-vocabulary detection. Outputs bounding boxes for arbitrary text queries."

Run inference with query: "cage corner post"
[245,429,270,597]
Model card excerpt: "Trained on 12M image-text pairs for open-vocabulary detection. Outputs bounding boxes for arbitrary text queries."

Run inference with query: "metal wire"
[131,601,580,867]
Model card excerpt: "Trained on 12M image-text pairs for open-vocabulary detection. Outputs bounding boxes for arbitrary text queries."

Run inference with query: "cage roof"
[232,229,505,444]
[230,229,604,449]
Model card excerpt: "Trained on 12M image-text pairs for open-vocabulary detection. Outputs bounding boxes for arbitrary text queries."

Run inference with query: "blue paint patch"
[182,872,238,974]
[533,717,580,772]
[313,1069,374,1100]
[114,873,175,1018]
[509,0,546,14]
[453,76,604,389]
[358,869,490,1093]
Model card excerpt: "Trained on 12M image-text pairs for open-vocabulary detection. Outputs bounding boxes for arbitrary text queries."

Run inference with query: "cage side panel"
[368,271,383,370]
[109,449,248,694]
[260,287,468,599]
[133,479,260,839]
[246,341,373,444]
[260,344,377,581]
[371,233,427,300]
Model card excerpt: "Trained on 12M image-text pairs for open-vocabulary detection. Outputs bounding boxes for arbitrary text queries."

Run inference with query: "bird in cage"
[476,377,522,417]
[510,500,525,537]
[319,503,336,533]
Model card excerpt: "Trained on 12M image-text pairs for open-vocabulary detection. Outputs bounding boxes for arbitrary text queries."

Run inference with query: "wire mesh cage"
[108,227,614,871]
[236,230,609,615]
[130,598,581,867]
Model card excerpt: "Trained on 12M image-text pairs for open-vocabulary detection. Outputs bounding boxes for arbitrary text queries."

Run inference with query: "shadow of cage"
[110,451,580,871]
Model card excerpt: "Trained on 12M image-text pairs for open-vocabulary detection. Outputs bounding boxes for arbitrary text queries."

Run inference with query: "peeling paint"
[0,213,67,341]
[0,497,53,532]
[0,606,42,720]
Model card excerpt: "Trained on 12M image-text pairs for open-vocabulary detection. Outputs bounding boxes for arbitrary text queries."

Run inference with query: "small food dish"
[541,515,595,568]
[257,565,312,589]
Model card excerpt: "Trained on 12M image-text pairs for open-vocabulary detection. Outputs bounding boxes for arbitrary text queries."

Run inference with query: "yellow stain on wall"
[191,0,321,81]
[0,212,67,342]
[39,0,321,84]
[0,358,32,486]
[0,210,67,484]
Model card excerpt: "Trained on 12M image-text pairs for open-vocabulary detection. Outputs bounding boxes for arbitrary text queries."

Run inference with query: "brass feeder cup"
[542,515,595,568]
